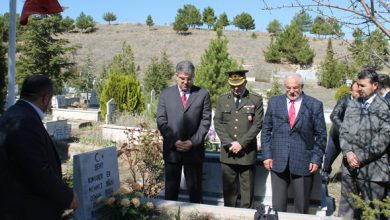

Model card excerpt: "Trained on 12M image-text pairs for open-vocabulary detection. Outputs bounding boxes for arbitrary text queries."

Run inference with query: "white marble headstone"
[73,147,120,220]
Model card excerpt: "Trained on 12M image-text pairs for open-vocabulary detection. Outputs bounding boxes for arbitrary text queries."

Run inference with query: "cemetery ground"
[55,113,343,219]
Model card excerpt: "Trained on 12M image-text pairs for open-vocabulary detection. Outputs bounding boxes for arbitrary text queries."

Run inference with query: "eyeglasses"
[285,86,301,91]
[177,76,193,82]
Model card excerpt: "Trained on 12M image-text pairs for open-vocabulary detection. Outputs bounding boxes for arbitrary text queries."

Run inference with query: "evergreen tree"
[0,41,6,112]
[146,15,154,28]
[107,42,136,76]
[318,39,343,88]
[327,17,344,37]
[195,31,240,106]
[76,12,95,32]
[310,16,327,38]
[99,73,144,119]
[176,4,202,29]
[202,6,216,29]
[232,12,255,31]
[61,16,75,32]
[292,9,312,33]
[215,12,229,30]
[264,37,283,63]
[173,12,189,34]
[264,21,315,66]
[103,12,117,25]
[17,14,77,93]
[71,53,96,98]
[349,29,388,70]
[143,51,174,96]
[266,19,282,35]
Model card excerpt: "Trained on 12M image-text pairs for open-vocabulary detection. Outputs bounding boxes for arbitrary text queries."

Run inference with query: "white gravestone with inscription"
[73,147,120,220]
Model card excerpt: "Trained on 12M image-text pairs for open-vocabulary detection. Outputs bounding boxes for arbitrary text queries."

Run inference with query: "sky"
[0,0,340,33]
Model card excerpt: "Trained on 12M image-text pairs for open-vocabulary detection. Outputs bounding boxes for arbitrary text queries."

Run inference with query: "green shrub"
[99,73,144,120]
[266,81,283,98]
[334,85,349,100]
[351,194,390,220]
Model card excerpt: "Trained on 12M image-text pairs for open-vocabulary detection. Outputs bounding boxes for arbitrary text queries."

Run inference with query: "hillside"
[62,23,349,78]
[61,23,351,109]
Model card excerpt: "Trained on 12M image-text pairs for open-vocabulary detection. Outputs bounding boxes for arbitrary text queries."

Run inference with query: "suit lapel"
[184,88,197,111]
[293,94,307,129]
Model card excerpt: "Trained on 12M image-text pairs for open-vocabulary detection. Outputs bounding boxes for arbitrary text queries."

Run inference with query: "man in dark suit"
[322,81,360,178]
[339,69,390,219]
[214,70,263,208]
[0,75,78,220]
[378,73,390,103]
[157,60,211,203]
[261,73,327,214]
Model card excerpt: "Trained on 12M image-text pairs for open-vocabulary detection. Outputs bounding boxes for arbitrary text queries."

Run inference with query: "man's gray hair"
[176,60,195,75]
[284,73,303,85]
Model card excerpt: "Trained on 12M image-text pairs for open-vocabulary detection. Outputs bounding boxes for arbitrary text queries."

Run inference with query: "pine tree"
[61,16,75,32]
[0,41,6,112]
[146,15,154,29]
[143,51,174,96]
[264,37,283,63]
[17,14,77,93]
[232,12,255,31]
[318,39,343,88]
[99,73,144,119]
[292,9,312,33]
[349,29,389,70]
[280,22,315,65]
[173,12,189,34]
[107,42,136,76]
[202,6,216,29]
[195,31,240,106]
[266,19,282,35]
[215,12,229,30]
[103,12,117,25]
[76,12,95,32]
[72,53,96,96]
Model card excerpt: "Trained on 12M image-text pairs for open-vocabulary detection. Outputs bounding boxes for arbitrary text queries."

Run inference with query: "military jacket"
[214,90,263,165]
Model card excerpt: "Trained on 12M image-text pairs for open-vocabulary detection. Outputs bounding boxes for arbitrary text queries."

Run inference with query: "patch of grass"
[75,122,114,147]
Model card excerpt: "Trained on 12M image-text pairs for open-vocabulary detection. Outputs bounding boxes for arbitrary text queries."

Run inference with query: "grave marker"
[73,147,120,220]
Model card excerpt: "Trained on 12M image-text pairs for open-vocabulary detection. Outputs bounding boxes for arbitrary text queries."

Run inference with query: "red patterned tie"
[288,100,296,128]
[181,92,187,107]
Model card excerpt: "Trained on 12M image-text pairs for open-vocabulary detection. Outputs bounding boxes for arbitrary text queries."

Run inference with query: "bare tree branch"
[262,0,390,38]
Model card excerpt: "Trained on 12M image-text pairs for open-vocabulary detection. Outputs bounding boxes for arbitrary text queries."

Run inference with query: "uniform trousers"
[221,163,255,208]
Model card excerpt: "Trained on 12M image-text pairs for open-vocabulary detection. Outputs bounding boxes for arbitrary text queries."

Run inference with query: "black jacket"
[0,100,73,220]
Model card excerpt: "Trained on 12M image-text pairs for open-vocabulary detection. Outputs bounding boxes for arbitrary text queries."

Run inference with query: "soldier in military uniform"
[214,70,264,208]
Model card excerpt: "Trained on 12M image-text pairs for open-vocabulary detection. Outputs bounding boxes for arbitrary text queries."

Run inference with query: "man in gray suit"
[339,69,390,219]
[157,60,211,203]
[261,73,327,214]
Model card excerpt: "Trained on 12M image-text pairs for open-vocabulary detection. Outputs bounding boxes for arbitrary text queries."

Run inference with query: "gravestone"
[45,119,71,140]
[106,98,115,124]
[52,95,66,108]
[89,89,99,108]
[73,147,120,220]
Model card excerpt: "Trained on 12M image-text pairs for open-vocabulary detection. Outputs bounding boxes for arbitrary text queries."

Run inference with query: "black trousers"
[271,169,313,214]
[323,134,341,173]
[164,161,203,203]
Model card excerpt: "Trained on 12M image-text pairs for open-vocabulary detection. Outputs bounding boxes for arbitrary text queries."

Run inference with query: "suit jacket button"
[235,119,238,122]
[234,134,237,137]
[234,127,237,129]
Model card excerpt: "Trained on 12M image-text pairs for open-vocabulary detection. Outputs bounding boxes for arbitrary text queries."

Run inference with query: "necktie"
[362,101,369,113]
[288,100,296,128]
[181,91,187,107]
[235,96,240,108]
